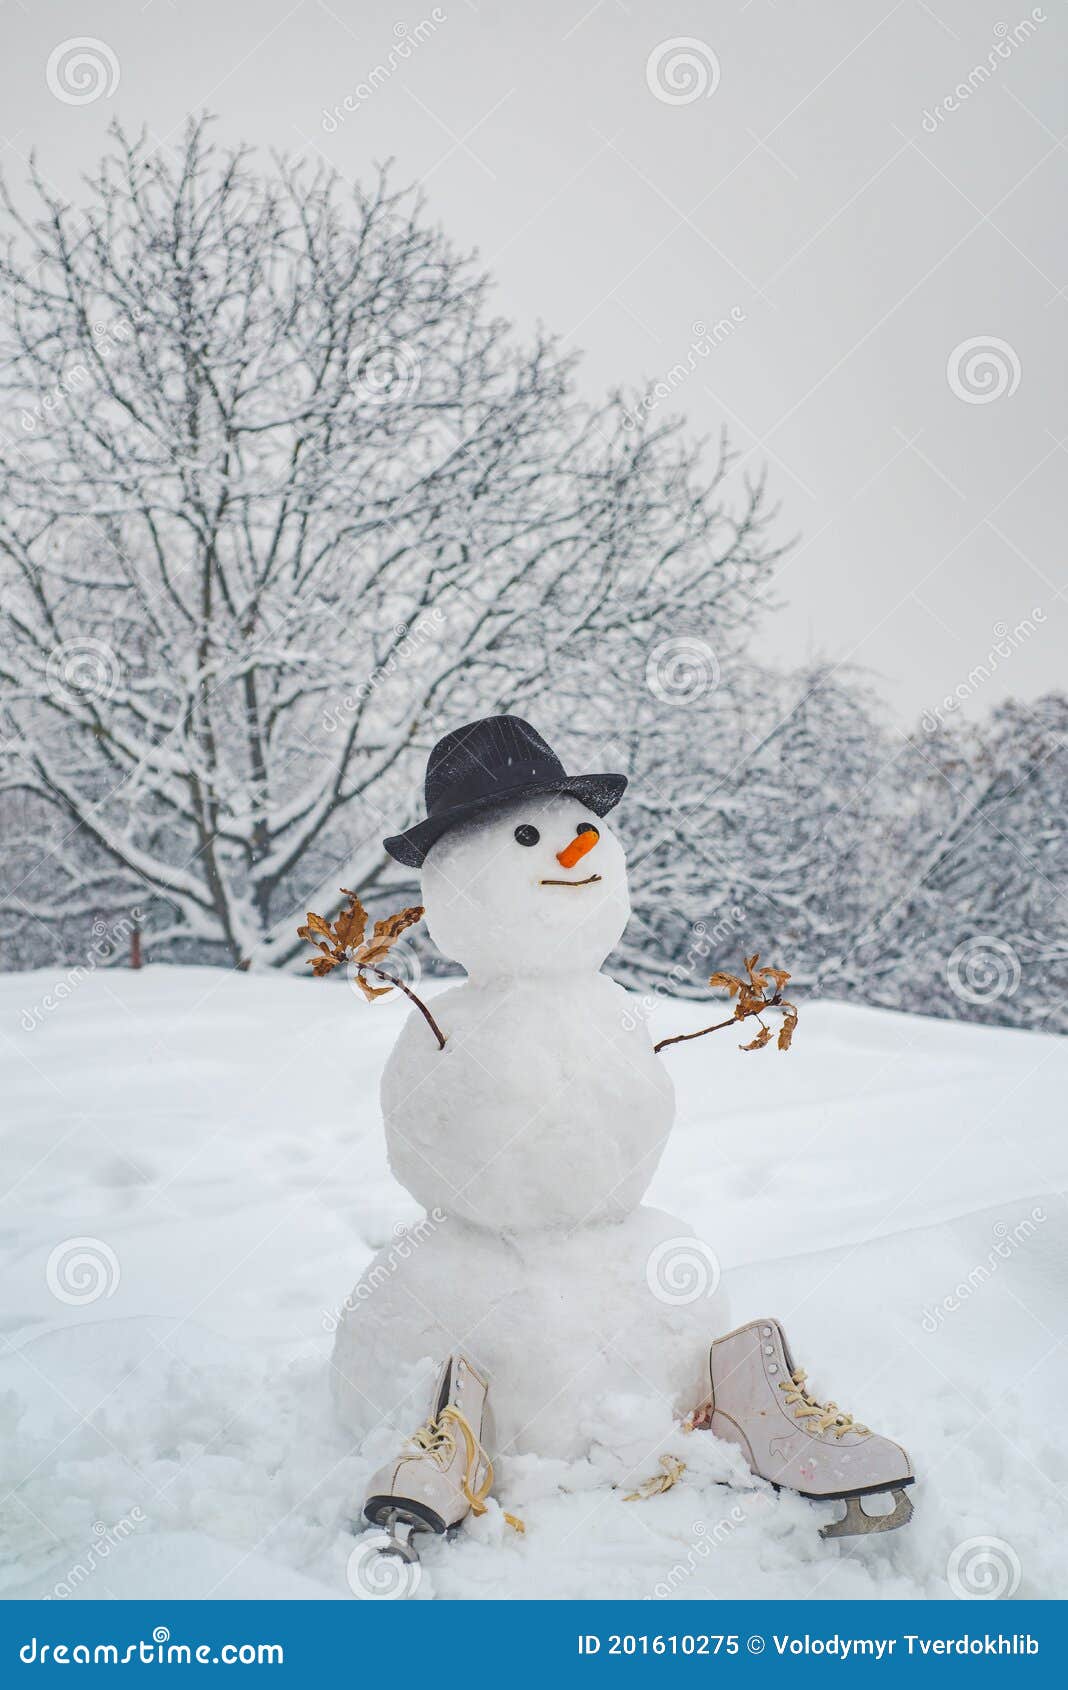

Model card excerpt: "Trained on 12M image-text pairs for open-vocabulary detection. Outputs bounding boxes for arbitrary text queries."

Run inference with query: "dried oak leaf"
[765,967,791,995]
[359,904,424,967]
[708,971,743,996]
[332,893,369,954]
[623,1454,687,1502]
[777,1003,799,1051]
[740,1024,773,1052]
[737,984,770,1020]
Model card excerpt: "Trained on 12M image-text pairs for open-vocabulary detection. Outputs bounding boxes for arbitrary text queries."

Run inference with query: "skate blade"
[375,1512,424,1564]
[819,1487,914,1540]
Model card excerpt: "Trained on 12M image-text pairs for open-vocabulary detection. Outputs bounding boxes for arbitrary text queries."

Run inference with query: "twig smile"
[538,874,602,887]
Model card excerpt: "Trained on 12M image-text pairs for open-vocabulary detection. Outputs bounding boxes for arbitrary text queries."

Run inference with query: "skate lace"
[408,1405,495,1516]
[779,1369,869,1440]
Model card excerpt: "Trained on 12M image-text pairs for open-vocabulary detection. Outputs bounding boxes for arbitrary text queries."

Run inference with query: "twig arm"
[654,1014,737,1054]
[366,965,447,1050]
[654,994,783,1055]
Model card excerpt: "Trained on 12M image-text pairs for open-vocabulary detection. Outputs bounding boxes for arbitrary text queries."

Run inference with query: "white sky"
[2,0,1065,723]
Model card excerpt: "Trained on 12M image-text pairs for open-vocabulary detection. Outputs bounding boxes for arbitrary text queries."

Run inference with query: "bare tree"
[0,119,781,968]
[830,695,1068,1033]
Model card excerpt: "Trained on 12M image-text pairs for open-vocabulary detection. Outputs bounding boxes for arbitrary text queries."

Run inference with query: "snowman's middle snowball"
[382,796,674,1233]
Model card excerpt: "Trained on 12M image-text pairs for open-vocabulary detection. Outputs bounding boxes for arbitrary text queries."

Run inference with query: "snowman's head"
[420,793,630,978]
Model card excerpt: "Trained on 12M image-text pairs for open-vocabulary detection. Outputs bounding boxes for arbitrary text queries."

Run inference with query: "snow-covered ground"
[1,965,1065,1601]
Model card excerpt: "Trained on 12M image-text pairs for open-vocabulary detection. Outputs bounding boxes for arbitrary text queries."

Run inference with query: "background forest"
[1,125,1063,1033]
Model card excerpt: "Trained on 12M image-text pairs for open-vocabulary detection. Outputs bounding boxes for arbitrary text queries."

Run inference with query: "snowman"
[331,716,915,1559]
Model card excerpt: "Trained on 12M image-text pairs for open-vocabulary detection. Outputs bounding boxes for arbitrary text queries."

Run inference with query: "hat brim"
[383,773,627,868]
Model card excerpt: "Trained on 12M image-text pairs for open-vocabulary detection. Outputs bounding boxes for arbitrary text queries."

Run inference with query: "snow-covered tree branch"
[0,119,781,967]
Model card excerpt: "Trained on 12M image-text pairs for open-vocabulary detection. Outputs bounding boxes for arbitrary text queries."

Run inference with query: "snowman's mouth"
[539,874,602,887]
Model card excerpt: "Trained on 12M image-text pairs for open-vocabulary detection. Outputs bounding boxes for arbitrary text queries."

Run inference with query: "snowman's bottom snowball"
[330,1207,729,1460]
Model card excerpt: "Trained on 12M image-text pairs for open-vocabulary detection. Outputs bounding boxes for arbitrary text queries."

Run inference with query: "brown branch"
[364,964,447,1050]
[654,994,783,1055]
[654,1013,738,1054]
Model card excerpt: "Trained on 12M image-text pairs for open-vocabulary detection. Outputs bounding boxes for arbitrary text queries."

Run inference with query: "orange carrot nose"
[556,826,599,869]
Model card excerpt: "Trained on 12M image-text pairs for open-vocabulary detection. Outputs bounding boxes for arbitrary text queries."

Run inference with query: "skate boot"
[362,1354,493,1561]
[705,1318,914,1539]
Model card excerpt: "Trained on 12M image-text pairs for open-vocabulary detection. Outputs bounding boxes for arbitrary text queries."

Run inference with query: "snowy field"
[1,964,1066,1602]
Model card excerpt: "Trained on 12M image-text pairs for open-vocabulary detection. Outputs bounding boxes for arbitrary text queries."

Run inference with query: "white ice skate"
[362,1355,494,1560]
[704,1318,914,1539]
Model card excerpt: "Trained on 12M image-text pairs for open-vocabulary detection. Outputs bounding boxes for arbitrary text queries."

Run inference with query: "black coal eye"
[577,822,599,839]
[514,824,540,847]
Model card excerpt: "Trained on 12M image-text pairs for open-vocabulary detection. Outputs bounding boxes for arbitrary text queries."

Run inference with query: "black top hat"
[383,716,627,867]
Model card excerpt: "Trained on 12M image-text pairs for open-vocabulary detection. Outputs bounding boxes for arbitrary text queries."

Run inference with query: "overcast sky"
[2,0,1064,723]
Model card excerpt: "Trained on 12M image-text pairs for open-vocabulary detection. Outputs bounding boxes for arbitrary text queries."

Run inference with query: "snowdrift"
[1,966,1065,1600]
